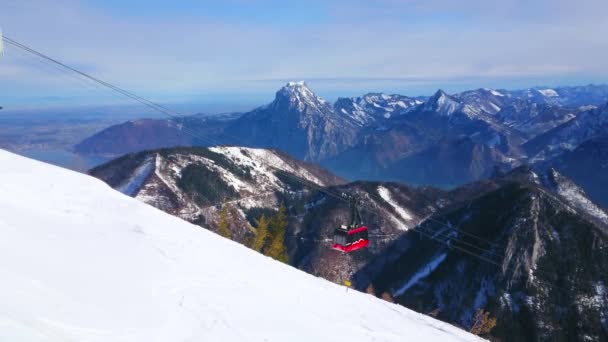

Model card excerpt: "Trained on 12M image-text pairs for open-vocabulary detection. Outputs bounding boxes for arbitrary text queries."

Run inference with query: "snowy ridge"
[335,93,423,125]
[423,90,462,116]
[543,169,608,225]
[95,146,341,229]
[0,149,484,342]
[422,90,491,120]
[211,146,329,186]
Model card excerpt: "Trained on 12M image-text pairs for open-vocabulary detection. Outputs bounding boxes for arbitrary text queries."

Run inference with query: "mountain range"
[76,82,608,207]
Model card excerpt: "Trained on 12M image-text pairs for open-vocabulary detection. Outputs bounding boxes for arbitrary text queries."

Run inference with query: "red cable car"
[332,196,369,253]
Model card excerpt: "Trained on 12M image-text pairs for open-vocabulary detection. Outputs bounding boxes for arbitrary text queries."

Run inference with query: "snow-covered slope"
[0,149,483,342]
[334,93,423,125]
[90,146,345,243]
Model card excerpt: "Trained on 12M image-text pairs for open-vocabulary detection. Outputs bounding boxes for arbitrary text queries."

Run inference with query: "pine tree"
[267,204,288,263]
[469,309,497,336]
[252,214,269,253]
[217,205,231,239]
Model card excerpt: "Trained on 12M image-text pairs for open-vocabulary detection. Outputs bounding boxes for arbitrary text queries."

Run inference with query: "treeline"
[251,204,289,263]
[215,203,289,263]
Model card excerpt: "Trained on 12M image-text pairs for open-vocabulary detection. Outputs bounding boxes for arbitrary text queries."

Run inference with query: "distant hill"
[75,112,240,156]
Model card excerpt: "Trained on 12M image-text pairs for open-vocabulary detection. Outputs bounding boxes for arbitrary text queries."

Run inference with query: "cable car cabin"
[332,225,369,253]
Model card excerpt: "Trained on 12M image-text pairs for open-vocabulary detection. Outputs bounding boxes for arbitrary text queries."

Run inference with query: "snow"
[394,253,448,297]
[489,102,501,113]
[378,186,413,224]
[538,88,559,97]
[111,146,329,223]
[555,182,608,224]
[489,89,504,97]
[434,92,460,116]
[116,157,154,196]
[336,94,424,126]
[0,150,484,341]
[211,146,327,187]
[395,101,407,108]
[280,81,328,112]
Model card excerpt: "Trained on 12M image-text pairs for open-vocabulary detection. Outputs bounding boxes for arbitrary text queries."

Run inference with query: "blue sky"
[1,0,608,112]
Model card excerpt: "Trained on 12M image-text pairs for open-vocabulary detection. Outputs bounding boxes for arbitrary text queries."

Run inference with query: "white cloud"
[1,0,607,106]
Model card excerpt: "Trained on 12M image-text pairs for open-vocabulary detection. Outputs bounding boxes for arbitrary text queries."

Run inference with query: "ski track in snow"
[394,253,448,297]
[378,186,412,231]
[0,149,484,342]
[116,157,154,196]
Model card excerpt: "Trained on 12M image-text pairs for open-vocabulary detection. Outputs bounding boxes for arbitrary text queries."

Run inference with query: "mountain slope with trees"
[353,167,608,341]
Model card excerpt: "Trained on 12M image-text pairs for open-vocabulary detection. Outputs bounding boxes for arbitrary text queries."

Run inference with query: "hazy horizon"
[2,0,608,109]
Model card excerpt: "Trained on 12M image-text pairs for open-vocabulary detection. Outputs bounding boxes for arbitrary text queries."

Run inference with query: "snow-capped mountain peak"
[274,81,330,112]
[227,82,359,161]
[423,89,462,116]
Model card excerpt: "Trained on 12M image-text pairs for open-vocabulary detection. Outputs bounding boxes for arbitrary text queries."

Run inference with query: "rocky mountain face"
[539,136,608,208]
[524,103,608,162]
[322,85,608,189]
[352,167,608,341]
[455,88,511,116]
[322,90,526,186]
[224,82,360,161]
[382,136,515,188]
[495,102,577,139]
